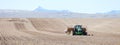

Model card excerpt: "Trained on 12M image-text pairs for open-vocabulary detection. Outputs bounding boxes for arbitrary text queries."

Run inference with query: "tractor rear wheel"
[83,32,87,35]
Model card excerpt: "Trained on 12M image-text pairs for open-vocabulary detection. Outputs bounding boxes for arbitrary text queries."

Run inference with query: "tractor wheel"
[83,32,87,35]
[73,32,76,35]
[73,33,75,35]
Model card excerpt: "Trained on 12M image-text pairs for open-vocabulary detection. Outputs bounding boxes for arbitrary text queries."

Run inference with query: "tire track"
[14,23,26,31]
[0,32,7,45]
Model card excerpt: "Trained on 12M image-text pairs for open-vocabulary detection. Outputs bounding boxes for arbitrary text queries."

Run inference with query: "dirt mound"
[0,18,120,45]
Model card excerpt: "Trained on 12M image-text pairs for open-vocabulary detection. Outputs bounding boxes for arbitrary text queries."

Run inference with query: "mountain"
[105,10,120,14]
[0,9,120,18]
[34,6,70,13]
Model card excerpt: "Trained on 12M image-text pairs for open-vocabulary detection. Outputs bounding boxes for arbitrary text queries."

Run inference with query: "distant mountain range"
[104,10,120,14]
[34,6,70,13]
[0,6,120,18]
[34,6,120,15]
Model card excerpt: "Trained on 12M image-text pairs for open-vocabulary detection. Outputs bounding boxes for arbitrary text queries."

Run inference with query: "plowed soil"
[0,18,120,45]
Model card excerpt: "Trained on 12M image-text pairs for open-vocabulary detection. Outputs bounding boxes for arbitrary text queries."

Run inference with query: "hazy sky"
[0,0,120,13]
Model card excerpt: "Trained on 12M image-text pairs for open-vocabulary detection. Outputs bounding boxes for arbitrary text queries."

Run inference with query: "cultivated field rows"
[0,18,120,45]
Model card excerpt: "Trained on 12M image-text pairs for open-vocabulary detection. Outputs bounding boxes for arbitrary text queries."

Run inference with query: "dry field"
[0,18,120,45]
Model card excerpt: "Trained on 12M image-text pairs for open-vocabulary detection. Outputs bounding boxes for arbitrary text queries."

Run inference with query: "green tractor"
[73,25,87,35]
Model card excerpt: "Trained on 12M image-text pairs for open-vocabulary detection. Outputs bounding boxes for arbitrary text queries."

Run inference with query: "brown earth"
[0,18,120,45]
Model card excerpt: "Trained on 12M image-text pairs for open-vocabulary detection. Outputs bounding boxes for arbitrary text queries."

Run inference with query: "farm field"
[0,18,120,45]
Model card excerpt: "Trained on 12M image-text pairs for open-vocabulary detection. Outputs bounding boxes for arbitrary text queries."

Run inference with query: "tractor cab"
[73,25,87,35]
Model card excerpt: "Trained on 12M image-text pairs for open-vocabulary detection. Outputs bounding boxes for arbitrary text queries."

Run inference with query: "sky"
[0,0,120,13]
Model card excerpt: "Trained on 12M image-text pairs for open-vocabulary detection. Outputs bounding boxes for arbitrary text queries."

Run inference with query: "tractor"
[65,25,90,36]
[73,25,87,35]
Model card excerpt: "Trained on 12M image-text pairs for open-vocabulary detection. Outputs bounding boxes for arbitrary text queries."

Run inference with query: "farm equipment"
[73,25,87,35]
[65,25,91,36]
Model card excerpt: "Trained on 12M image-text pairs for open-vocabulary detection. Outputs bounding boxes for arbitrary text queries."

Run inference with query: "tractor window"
[75,25,82,31]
